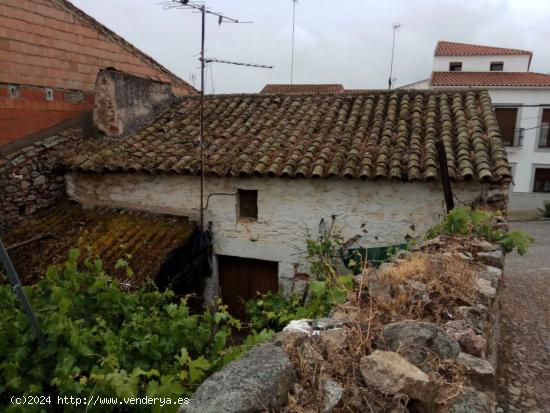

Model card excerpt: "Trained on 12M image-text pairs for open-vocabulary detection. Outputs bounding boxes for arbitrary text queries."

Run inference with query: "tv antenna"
[388,22,401,90]
[163,1,272,230]
[291,0,298,84]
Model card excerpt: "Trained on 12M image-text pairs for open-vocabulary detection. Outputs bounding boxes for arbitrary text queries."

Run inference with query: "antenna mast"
[388,22,401,90]
[291,0,298,84]
[164,1,272,230]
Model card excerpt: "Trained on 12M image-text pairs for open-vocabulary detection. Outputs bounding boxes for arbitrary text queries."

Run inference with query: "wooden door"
[218,255,278,318]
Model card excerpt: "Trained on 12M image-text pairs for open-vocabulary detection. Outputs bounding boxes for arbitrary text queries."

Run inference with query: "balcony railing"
[538,123,550,148]
[505,128,524,147]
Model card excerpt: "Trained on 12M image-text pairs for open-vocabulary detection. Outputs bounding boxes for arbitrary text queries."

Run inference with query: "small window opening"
[18,205,26,215]
[490,62,504,71]
[449,62,462,72]
[8,85,19,98]
[45,88,54,101]
[238,189,258,221]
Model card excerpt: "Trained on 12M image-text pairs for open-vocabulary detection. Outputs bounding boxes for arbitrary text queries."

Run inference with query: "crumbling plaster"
[66,172,492,298]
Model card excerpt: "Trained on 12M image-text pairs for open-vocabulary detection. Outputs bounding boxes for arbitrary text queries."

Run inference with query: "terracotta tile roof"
[3,200,193,285]
[430,72,550,87]
[261,84,345,94]
[67,90,511,183]
[435,41,532,57]
[54,0,196,94]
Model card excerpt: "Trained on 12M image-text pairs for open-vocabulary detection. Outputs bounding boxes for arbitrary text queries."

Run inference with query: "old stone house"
[0,0,194,147]
[36,77,507,313]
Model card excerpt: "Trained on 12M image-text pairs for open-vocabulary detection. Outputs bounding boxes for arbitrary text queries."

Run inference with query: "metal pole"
[291,0,296,84]
[200,4,206,231]
[0,237,46,346]
[388,23,400,90]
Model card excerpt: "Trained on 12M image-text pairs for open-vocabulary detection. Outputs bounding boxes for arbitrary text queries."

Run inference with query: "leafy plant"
[0,249,271,413]
[246,275,353,332]
[426,207,534,256]
[538,200,550,218]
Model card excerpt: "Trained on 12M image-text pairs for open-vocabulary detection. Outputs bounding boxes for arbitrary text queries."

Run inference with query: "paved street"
[497,221,550,413]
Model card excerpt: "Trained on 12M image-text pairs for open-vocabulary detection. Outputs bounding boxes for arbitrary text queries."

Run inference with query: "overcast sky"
[71,0,550,93]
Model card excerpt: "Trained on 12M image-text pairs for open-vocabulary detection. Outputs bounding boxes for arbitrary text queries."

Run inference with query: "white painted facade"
[432,54,530,72]
[66,172,492,298]
[405,43,550,212]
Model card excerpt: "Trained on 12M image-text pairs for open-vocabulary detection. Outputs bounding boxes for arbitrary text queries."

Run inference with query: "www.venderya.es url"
[10,395,190,407]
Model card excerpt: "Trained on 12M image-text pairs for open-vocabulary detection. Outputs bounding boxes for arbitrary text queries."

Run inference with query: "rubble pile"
[276,235,504,413]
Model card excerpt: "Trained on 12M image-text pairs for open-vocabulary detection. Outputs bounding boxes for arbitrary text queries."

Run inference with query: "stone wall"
[93,69,176,138]
[0,120,86,231]
[181,235,506,413]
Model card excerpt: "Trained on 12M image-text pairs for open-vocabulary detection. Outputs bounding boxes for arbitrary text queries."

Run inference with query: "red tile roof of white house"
[434,41,532,57]
[430,72,550,88]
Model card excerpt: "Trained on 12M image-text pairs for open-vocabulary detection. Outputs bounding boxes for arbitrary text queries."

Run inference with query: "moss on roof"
[3,200,193,286]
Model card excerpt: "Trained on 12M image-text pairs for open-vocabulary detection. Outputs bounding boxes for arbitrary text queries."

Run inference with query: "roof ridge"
[52,0,196,93]
[435,40,532,56]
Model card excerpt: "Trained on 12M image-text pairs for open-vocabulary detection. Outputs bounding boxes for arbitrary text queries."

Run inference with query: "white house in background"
[403,41,550,213]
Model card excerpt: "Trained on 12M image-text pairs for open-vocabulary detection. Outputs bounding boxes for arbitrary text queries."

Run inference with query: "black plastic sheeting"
[155,227,212,298]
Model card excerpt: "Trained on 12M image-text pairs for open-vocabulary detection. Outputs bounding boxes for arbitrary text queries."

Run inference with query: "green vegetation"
[247,236,353,332]
[246,275,353,332]
[426,207,534,255]
[0,249,271,413]
[538,200,550,218]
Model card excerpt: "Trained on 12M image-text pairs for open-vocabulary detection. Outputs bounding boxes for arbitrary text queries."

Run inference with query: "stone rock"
[436,387,493,412]
[321,379,343,412]
[33,175,46,186]
[470,239,498,252]
[476,250,504,269]
[479,266,503,288]
[180,343,296,413]
[319,328,350,354]
[283,319,315,335]
[456,306,488,331]
[403,280,431,304]
[475,278,497,302]
[360,350,433,402]
[380,321,460,367]
[456,352,495,391]
[444,320,487,358]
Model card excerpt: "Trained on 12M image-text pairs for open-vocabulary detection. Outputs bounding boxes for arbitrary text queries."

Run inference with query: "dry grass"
[281,245,486,413]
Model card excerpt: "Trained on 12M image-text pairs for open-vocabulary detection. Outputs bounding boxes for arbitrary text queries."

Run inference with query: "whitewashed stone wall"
[66,172,491,298]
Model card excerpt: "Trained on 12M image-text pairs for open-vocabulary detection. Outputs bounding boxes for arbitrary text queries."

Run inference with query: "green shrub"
[538,200,550,218]
[426,207,534,256]
[246,275,353,332]
[0,249,271,412]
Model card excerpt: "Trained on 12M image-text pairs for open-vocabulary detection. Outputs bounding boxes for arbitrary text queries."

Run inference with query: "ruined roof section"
[3,201,193,285]
[261,84,345,94]
[430,72,550,88]
[434,41,532,57]
[67,90,512,183]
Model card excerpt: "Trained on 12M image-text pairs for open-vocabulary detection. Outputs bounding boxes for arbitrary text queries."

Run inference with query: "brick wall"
[0,0,194,145]
[0,83,93,146]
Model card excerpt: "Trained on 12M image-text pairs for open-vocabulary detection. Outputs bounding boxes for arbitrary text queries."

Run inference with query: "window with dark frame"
[494,107,519,146]
[490,62,504,71]
[449,62,462,72]
[538,108,550,148]
[533,168,550,193]
[238,189,258,220]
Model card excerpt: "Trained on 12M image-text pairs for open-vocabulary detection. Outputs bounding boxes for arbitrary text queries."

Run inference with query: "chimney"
[93,69,176,137]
